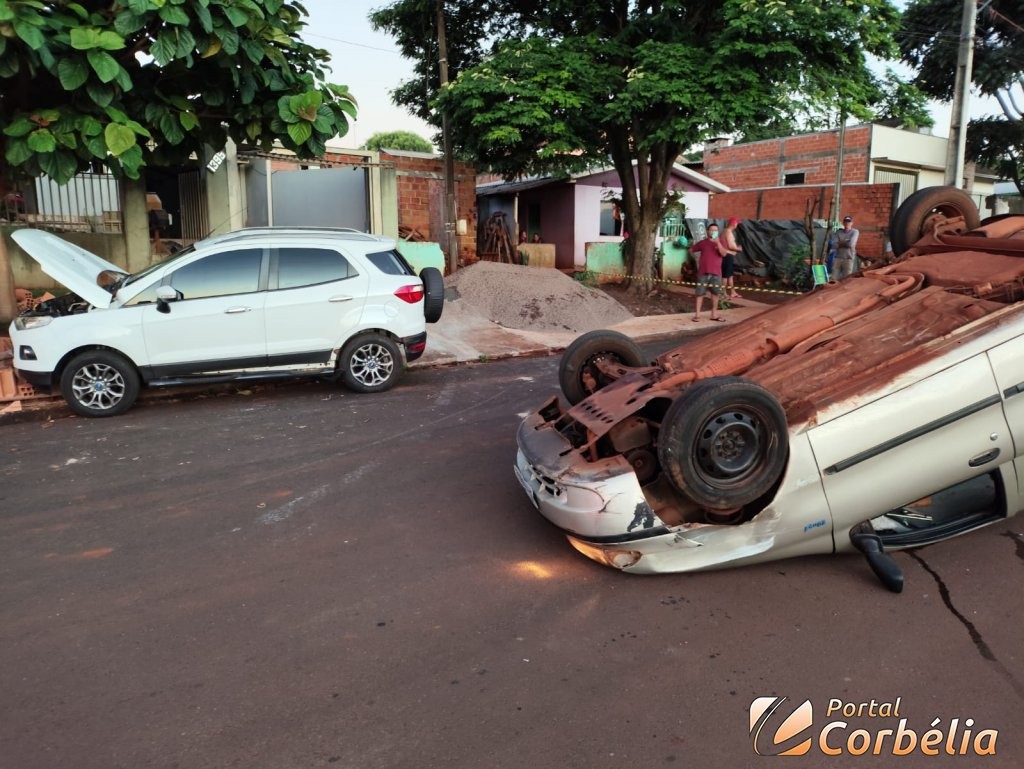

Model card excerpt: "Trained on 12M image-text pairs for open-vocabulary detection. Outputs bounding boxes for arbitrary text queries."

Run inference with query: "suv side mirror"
[155,285,180,314]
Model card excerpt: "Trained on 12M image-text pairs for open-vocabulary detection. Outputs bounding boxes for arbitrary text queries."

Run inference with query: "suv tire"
[421,267,444,323]
[340,333,403,393]
[60,350,140,417]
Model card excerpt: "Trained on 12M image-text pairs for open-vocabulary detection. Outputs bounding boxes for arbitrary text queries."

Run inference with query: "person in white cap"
[833,215,859,281]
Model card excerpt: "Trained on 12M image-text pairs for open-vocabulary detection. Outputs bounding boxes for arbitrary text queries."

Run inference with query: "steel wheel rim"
[70,362,126,411]
[694,408,764,483]
[350,343,395,386]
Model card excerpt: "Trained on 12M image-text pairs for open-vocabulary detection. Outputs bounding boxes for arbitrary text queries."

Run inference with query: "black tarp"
[684,218,834,279]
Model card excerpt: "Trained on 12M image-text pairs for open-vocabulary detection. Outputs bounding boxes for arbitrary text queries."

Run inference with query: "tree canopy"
[362,130,433,153]
[899,0,1024,193]
[377,0,906,291]
[0,0,357,186]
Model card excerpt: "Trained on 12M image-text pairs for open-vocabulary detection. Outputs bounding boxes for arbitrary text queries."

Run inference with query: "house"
[3,141,479,293]
[701,123,1002,260]
[476,164,729,271]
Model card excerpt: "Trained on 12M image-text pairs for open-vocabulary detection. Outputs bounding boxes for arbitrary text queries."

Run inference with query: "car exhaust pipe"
[850,523,904,593]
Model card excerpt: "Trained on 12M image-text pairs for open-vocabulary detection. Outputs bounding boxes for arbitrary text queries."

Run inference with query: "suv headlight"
[14,315,54,331]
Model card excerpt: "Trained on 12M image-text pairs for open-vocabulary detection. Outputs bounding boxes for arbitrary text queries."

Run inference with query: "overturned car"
[514,186,1024,591]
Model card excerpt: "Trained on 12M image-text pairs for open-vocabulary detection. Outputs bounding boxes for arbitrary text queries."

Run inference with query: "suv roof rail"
[203,227,389,245]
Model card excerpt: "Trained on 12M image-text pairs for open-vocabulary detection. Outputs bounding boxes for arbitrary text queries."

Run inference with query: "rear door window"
[274,247,356,289]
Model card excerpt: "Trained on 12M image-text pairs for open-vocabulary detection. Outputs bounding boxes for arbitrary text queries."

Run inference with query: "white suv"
[9,227,444,417]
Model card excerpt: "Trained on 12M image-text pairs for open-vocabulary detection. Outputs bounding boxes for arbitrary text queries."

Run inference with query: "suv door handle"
[968,448,1000,467]
[224,306,252,314]
[329,296,354,302]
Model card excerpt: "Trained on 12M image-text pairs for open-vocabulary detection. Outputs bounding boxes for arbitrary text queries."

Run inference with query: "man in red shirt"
[689,223,727,322]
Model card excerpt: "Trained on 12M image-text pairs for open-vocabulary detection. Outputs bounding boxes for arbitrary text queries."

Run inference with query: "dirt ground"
[599,280,798,317]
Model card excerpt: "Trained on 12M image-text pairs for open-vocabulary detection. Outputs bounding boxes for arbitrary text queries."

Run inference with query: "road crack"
[908,550,1024,700]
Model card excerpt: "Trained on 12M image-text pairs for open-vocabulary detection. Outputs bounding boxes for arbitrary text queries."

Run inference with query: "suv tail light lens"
[394,284,424,304]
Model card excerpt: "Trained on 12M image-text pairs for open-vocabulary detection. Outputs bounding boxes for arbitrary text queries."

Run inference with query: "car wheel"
[657,376,788,512]
[340,333,403,393]
[890,185,981,256]
[59,350,140,418]
[559,329,645,405]
[420,267,444,323]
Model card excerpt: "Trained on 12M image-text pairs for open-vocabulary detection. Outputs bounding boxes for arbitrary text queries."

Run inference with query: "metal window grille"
[24,169,123,233]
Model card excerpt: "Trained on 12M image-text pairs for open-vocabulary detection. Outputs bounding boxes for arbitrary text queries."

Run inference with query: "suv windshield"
[122,244,197,288]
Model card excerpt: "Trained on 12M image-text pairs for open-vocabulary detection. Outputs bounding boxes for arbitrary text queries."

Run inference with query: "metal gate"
[178,168,209,240]
[270,166,369,230]
[874,168,918,210]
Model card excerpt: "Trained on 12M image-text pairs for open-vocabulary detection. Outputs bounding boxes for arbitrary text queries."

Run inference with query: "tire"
[890,185,981,256]
[558,330,645,405]
[420,267,444,323]
[59,350,140,418]
[657,376,788,512]
[339,333,403,393]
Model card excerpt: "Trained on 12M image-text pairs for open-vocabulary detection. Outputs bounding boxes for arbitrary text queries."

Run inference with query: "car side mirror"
[155,285,180,314]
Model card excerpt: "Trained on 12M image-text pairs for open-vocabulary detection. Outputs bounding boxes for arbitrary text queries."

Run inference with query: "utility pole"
[946,0,978,189]
[436,0,459,274]
[825,114,847,261]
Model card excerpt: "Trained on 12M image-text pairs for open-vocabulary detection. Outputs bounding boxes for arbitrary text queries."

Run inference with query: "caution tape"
[579,271,806,296]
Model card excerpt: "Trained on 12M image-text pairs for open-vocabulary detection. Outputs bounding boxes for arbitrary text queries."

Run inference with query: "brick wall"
[709,182,899,259]
[381,151,477,266]
[704,125,872,189]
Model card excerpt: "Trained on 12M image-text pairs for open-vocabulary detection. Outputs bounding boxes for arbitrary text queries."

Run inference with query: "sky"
[298,0,435,150]
[297,0,1008,148]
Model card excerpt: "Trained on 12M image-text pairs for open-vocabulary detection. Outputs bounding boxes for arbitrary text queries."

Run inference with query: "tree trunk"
[0,234,17,326]
[626,211,660,296]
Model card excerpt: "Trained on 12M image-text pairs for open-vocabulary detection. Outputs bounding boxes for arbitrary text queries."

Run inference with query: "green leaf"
[159,5,190,25]
[3,115,35,137]
[0,5,15,22]
[151,31,177,65]
[65,3,89,20]
[194,3,213,33]
[175,28,196,58]
[287,121,312,145]
[87,49,121,83]
[223,6,249,27]
[159,111,185,144]
[114,12,147,37]
[118,144,144,179]
[104,123,136,156]
[178,111,199,131]
[57,57,90,90]
[13,19,45,50]
[27,129,57,153]
[86,81,114,107]
[80,115,103,136]
[39,151,80,184]
[83,132,107,158]
[71,28,125,51]
[5,139,33,166]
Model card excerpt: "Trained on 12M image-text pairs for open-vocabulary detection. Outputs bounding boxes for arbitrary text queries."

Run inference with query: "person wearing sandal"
[720,216,743,300]
[689,223,728,322]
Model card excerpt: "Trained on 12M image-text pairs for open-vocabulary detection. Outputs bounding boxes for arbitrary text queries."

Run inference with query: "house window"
[784,172,806,185]
[599,200,622,236]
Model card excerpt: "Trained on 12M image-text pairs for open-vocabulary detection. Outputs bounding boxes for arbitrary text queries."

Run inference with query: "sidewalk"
[0,293,775,421]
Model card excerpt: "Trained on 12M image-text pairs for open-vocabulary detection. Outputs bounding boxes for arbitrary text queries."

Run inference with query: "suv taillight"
[394,284,424,304]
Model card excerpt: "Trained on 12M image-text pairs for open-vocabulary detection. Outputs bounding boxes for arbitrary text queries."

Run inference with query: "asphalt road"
[2,346,1023,769]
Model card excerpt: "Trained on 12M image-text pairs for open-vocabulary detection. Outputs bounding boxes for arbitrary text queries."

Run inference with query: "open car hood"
[11,229,127,310]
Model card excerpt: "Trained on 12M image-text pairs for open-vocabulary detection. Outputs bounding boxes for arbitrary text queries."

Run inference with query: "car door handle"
[329,296,354,302]
[224,306,252,314]
[968,448,1000,467]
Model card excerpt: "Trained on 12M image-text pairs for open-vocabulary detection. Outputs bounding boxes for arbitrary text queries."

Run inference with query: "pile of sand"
[444,261,634,333]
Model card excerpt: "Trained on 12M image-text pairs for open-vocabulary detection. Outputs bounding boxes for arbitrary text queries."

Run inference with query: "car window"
[366,249,415,276]
[274,247,355,289]
[123,280,161,306]
[170,248,263,300]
